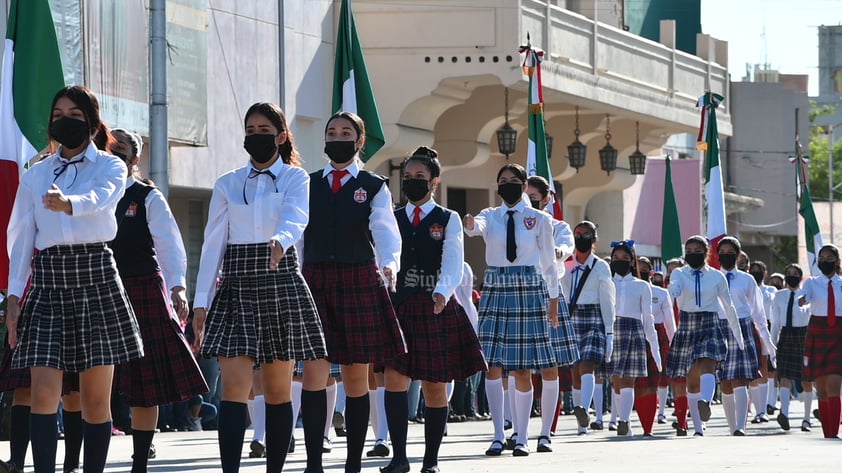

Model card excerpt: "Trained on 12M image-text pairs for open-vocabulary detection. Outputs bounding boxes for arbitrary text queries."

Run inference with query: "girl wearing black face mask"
[769,263,814,433]
[664,236,743,437]
[298,111,406,473]
[798,244,842,438]
[378,147,486,473]
[464,163,560,457]
[193,102,327,473]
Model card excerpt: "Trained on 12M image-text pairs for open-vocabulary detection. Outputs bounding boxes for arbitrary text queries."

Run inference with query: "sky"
[700,0,841,96]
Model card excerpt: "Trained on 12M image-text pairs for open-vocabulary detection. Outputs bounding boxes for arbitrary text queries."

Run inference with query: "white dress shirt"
[651,284,676,342]
[667,265,744,346]
[719,269,775,355]
[455,261,479,334]
[403,199,463,299]
[551,218,574,279]
[7,143,127,298]
[194,159,310,309]
[798,273,842,318]
[770,288,811,343]
[128,177,188,291]
[759,283,776,320]
[613,273,659,353]
[561,253,616,332]
[464,200,559,298]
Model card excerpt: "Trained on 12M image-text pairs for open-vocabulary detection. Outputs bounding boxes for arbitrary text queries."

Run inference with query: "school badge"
[125,202,138,217]
[353,187,368,203]
[523,217,537,230]
[429,224,444,240]
[652,296,659,304]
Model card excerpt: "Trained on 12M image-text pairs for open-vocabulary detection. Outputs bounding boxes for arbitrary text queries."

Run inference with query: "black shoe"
[503,419,513,430]
[148,443,157,459]
[0,460,23,473]
[589,421,603,430]
[366,441,390,457]
[777,413,790,431]
[379,463,410,473]
[249,440,266,458]
[617,421,629,436]
[322,436,332,453]
[485,440,504,456]
[733,429,746,436]
[573,406,589,428]
[504,434,517,450]
[675,428,687,437]
[697,400,711,422]
[813,408,821,421]
[536,435,552,453]
[420,467,440,473]
[802,420,813,432]
[512,444,529,457]
[767,404,777,415]
[333,411,347,437]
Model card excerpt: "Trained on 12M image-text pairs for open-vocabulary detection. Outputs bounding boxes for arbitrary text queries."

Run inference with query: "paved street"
[3,402,841,472]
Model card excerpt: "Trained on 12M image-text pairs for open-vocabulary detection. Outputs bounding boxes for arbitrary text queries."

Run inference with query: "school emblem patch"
[125,202,138,217]
[353,187,368,203]
[652,296,659,304]
[523,217,537,230]
[429,224,444,240]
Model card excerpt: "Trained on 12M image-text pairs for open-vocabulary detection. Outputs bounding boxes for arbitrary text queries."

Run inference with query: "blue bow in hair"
[610,240,635,249]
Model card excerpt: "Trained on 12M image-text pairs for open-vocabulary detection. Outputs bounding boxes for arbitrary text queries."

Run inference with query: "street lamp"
[567,106,587,172]
[496,87,517,159]
[599,115,618,174]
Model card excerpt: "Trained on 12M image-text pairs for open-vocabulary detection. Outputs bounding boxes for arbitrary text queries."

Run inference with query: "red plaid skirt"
[385,293,487,382]
[114,273,207,407]
[803,316,842,379]
[655,323,670,386]
[0,343,80,394]
[303,261,406,365]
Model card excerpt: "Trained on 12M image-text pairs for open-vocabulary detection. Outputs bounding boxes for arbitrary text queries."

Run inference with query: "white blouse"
[651,284,676,342]
[719,269,775,355]
[561,253,616,332]
[770,288,811,342]
[613,273,659,353]
[798,273,842,318]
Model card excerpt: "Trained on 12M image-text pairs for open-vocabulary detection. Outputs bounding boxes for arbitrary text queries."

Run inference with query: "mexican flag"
[332,0,384,160]
[661,155,683,262]
[697,92,726,269]
[521,43,563,220]
[792,152,823,275]
[0,0,64,289]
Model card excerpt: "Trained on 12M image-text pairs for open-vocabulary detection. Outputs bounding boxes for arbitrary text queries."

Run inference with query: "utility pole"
[149,0,169,196]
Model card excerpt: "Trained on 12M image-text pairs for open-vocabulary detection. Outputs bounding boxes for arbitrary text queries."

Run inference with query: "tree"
[807,102,842,202]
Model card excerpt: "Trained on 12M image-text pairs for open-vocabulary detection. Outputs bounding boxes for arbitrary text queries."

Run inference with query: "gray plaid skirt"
[610,317,649,378]
[549,291,579,366]
[716,317,760,381]
[666,311,726,379]
[775,326,808,380]
[570,304,607,364]
[12,243,144,372]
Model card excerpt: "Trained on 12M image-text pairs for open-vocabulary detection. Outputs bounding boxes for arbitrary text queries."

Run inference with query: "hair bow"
[610,240,635,249]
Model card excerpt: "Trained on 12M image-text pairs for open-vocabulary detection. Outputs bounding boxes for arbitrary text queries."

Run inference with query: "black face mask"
[324,140,357,164]
[402,179,429,202]
[51,116,89,149]
[749,271,764,285]
[737,261,748,272]
[530,199,542,209]
[785,275,801,288]
[244,133,278,164]
[497,183,523,205]
[639,271,650,282]
[718,253,737,270]
[685,253,706,269]
[574,236,593,253]
[652,279,664,287]
[818,260,837,277]
[611,260,631,276]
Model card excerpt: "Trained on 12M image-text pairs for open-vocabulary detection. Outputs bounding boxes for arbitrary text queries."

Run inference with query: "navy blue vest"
[110,181,159,278]
[303,169,385,264]
[393,204,451,305]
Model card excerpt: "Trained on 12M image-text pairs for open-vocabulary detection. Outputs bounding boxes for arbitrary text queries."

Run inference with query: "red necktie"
[331,169,349,193]
[829,279,837,327]
[412,207,422,228]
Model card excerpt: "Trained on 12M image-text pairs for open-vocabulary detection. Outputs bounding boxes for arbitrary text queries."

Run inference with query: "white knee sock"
[252,395,266,442]
[802,391,814,421]
[247,399,255,428]
[324,382,337,439]
[291,381,303,432]
[619,388,634,422]
[766,379,777,407]
[335,381,346,414]
[369,390,379,439]
[700,374,716,403]
[734,386,749,431]
[376,386,388,442]
[687,392,703,435]
[592,383,604,423]
[515,389,533,446]
[580,374,595,412]
[750,385,764,418]
[657,387,669,417]
[609,391,619,424]
[722,393,736,433]
[508,377,518,437]
[780,387,791,417]
[540,379,559,437]
[503,381,512,424]
[572,388,582,408]
[485,378,505,442]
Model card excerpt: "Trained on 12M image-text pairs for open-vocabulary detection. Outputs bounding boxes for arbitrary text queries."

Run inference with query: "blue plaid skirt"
[610,317,649,379]
[570,304,606,363]
[477,266,557,370]
[293,360,342,378]
[550,291,579,366]
[717,317,761,381]
[666,311,726,379]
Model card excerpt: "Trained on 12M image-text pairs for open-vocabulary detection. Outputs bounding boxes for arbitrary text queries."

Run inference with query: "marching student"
[561,221,615,436]
[798,244,842,439]
[464,163,560,457]
[109,128,208,473]
[666,236,744,437]
[770,264,813,431]
[192,102,328,473]
[748,260,778,421]
[299,111,406,473]
[380,146,487,473]
[5,85,144,473]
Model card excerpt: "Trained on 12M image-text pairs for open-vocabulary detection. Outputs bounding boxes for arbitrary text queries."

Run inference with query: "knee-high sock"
[540,379,559,437]
[344,393,370,473]
[265,402,293,473]
[291,380,303,433]
[819,400,830,437]
[767,379,777,407]
[722,393,736,433]
[82,420,112,473]
[502,380,512,423]
[252,395,266,443]
[514,389,533,446]
[9,405,30,468]
[507,375,517,432]
[635,393,656,434]
[375,387,388,442]
[592,383,604,423]
[700,374,716,403]
[802,391,814,421]
[609,390,620,424]
[618,388,634,423]
[335,381,347,414]
[780,387,791,417]
[302,389,327,472]
[579,374,595,413]
[422,406,448,468]
[657,387,669,417]
[687,392,703,435]
[758,381,769,412]
[131,429,155,473]
[674,395,688,430]
[368,390,379,439]
[247,399,254,427]
[385,390,409,464]
[63,409,83,472]
[825,396,841,438]
[734,386,749,432]
[324,382,338,439]
[218,401,248,473]
[572,388,581,408]
[750,385,764,419]
[485,378,505,442]
[31,413,58,473]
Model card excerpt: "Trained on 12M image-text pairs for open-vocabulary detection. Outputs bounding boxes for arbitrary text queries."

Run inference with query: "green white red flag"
[697,92,726,268]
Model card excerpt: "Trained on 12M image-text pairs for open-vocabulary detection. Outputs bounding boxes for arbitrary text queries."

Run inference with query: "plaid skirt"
[549,291,579,366]
[776,326,809,380]
[477,266,557,370]
[666,311,726,379]
[386,293,487,382]
[11,243,144,372]
[804,316,842,379]
[201,245,326,364]
[303,260,405,365]
[570,304,607,364]
[115,273,208,407]
[717,318,761,381]
[655,323,671,385]
[293,361,342,378]
[610,317,649,379]
[0,343,79,394]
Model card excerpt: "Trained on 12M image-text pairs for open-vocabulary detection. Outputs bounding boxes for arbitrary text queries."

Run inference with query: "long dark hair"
[48,85,115,152]
[244,102,301,167]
